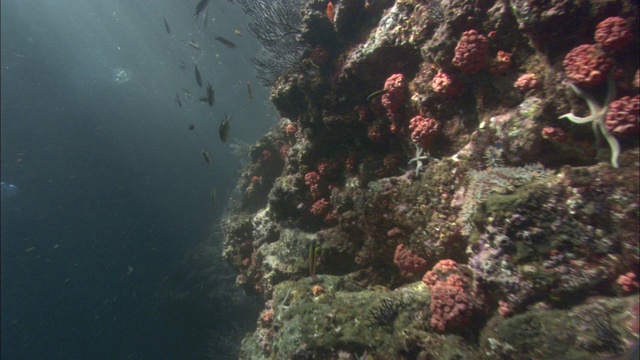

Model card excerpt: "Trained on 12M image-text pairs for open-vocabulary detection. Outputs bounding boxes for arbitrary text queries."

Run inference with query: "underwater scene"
[1,0,639,359]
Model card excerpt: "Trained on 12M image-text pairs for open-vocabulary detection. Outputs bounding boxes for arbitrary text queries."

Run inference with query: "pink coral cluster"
[605,95,639,137]
[304,171,322,199]
[310,198,331,217]
[452,30,489,74]
[498,300,512,317]
[541,126,568,143]
[514,73,540,92]
[617,272,639,292]
[563,44,613,87]
[317,159,340,178]
[409,115,439,148]
[431,70,464,98]
[423,259,474,332]
[381,74,407,134]
[489,51,512,75]
[594,16,633,51]
[393,244,428,279]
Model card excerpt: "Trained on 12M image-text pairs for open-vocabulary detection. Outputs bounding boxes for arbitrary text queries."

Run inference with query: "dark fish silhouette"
[206,82,214,106]
[194,0,210,19]
[202,150,211,164]
[246,81,253,102]
[179,60,186,70]
[195,65,202,87]
[163,17,171,34]
[189,124,195,130]
[219,113,232,143]
[214,36,237,49]
[175,92,182,108]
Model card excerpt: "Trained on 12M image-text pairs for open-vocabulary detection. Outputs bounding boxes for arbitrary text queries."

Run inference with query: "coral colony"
[227,0,640,358]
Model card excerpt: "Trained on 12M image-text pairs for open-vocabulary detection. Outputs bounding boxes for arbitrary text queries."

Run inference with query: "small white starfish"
[408,144,438,176]
[559,74,620,168]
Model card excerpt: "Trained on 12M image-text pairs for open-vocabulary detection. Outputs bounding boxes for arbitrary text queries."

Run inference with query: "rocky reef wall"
[223,0,639,358]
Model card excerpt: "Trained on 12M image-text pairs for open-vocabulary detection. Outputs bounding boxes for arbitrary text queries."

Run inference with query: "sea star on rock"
[409,144,438,176]
[559,74,620,168]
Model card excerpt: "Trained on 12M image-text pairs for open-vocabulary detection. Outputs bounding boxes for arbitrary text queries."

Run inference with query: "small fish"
[179,60,186,70]
[163,17,171,34]
[367,88,388,102]
[202,150,211,164]
[214,36,237,49]
[206,82,215,106]
[246,81,253,102]
[326,2,335,24]
[203,10,209,28]
[195,65,203,87]
[189,124,195,130]
[219,113,232,143]
[234,29,243,36]
[211,188,217,206]
[308,239,318,279]
[25,246,36,253]
[194,0,210,19]
[186,40,200,50]
[198,96,209,103]
[175,92,182,108]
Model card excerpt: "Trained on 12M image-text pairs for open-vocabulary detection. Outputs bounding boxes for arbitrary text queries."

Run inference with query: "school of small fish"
[161,2,258,207]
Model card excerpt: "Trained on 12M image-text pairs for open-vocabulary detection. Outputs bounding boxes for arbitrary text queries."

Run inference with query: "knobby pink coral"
[563,44,612,87]
[409,115,439,148]
[452,30,489,74]
[605,95,639,137]
[594,16,633,51]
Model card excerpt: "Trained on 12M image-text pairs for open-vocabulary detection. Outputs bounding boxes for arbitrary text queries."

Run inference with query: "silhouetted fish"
[163,17,171,34]
[175,92,182,108]
[219,113,232,143]
[195,65,203,87]
[246,81,253,102]
[194,0,210,19]
[202,150,211,164]
[214,36,237,49]
[206,82,214,106]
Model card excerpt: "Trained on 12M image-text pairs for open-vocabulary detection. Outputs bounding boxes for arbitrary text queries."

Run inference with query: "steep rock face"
[223,0,639,358]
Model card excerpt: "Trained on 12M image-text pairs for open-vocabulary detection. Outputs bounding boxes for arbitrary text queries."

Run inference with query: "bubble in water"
[112,67,131,84]
[1,181,20,199]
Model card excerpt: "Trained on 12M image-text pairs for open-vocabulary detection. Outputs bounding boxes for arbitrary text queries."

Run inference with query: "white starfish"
[408,144,438,176]
[559,74,620,168]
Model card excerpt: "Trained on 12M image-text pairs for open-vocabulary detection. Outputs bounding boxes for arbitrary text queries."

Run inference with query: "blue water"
[1,1,272,358]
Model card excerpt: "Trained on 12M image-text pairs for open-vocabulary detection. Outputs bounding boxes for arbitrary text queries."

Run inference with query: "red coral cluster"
[310,198,331,217]
[423,259,474,332]
[409,115,439,148]
[541,126,568,143]
[514,73,540,92]
[563,44,613,87]
[452,30,489,74]
[431,70,464,98]
[304,171,322,199]
[594,16,633,51]
[617,272,640,293]
[279,144,291,160]
[489,51,512,75]
[345,153,358,173]
[605,95,639,137]
[355,105,370,123]
[393,244,428,279]
[368,124,384,142]
[381,73,407,134]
